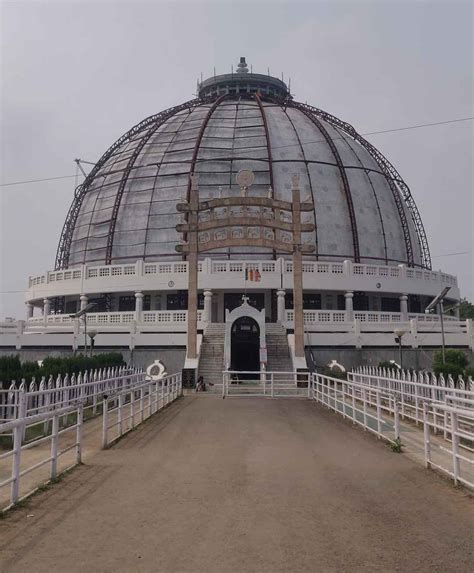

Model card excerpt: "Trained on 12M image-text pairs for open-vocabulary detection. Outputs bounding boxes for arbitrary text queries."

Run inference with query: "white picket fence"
[0,372,182,509]
[0,366,145,426]
[311,373,474,489]
[354,366,473,392]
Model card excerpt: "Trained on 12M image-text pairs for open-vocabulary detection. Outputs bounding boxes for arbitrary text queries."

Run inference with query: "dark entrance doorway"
[231,316,260,373]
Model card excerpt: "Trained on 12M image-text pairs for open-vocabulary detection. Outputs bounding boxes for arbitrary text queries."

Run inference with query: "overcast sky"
[1,0,472,318]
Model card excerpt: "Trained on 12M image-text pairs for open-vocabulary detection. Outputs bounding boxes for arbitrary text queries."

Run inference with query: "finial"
[236,56,249,74]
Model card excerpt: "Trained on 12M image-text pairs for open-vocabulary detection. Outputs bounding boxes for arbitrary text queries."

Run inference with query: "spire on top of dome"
[236,56,249,74]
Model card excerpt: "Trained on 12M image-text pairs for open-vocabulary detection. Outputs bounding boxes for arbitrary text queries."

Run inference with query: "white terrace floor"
[1,395,473,573]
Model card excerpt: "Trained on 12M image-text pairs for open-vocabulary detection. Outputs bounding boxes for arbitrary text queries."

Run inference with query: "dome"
[56,59,430,270]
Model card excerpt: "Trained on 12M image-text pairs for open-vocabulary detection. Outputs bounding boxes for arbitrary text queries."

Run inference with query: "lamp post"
[69,302,97,355]
[425,286,451,364]
[394,329,407,369]
[88,330,97,357]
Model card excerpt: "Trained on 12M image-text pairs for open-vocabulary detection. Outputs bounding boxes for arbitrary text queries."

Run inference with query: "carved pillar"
[135,291,144,323]
[400,294,408,321]
[187,175,199,359]
[345,291,354,322]
[292,175,304,358]
[277,289,286,323]
[80,294,89,311]
[203,290,213,323]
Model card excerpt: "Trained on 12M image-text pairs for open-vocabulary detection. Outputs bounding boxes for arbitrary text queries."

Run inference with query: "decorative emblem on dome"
[236,169,255,190]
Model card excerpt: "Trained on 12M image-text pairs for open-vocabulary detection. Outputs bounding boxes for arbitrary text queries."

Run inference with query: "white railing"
[28,258,458,289]
[222,371,310,398]
[0,403,84,507]
[0,372,182,509]
[102,373,182,447]
[284,310,462,327]
[0,367,145,426]
[25,310,204,330]
[311,373,474,489]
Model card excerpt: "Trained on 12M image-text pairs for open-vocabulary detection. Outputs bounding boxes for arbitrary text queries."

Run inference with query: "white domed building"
[10,58,469,377]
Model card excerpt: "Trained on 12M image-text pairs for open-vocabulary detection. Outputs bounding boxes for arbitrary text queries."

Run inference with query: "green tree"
[459,298,474,319]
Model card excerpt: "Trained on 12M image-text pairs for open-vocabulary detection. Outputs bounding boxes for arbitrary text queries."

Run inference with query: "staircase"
[198,324,225,387]
[266,323,293,372]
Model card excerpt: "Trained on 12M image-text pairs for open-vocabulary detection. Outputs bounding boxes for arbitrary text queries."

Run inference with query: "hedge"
[0,353,126,389]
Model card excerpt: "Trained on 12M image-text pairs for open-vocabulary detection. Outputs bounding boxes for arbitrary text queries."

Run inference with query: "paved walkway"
[1,395,473,572]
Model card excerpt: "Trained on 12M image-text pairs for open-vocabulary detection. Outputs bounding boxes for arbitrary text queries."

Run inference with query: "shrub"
[378,361,399,370]
[433,349,468,370]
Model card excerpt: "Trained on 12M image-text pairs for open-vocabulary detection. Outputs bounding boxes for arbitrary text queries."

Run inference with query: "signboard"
[259,347,267,364]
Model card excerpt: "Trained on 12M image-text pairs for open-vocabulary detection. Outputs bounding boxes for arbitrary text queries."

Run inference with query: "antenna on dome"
[268,67,270,76]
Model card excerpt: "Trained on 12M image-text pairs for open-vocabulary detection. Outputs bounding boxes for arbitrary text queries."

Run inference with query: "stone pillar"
[292,176,305,359]
[187,175,199,359]
[43,298,51,327]
[43,298,51,316]
[277,289,286,323]
[80,294,89,311]
[344,291,354,322]
[25,302,33,320]
[203,290,213,323]
[400,294,408,321]
[135,291,144,323]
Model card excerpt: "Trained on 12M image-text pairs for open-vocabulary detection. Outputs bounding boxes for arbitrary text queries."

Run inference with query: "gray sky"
[1,0,473,318]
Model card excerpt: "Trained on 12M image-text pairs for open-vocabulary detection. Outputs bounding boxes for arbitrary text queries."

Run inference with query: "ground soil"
[0,395,473,572]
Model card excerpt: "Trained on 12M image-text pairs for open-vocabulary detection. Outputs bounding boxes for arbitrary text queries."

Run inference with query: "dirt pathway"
[0,395,472,572]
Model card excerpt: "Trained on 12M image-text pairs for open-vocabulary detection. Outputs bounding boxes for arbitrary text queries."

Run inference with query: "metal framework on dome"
[55,59,431,271]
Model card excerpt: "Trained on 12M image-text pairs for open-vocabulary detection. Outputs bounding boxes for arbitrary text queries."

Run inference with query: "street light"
[69,302,97,355]
[394,329,407,369]
[87,329,97,357]
[425,286,451,364]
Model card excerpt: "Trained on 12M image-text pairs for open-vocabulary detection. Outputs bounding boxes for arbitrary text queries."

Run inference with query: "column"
[400,294,408,321]
[25,302,33,320]
[43,298,51,327]
[277,289,286,323]
[344,291,354,322]
[135,291,144,322]
[187,174,199,359]
[292,175,304,359]
[203,290,213,323]
[80,294,89,311]
[43,298,51,316]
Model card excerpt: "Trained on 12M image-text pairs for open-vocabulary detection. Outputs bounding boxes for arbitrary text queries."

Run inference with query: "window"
[119,296,135,312]
[303,293,321,310]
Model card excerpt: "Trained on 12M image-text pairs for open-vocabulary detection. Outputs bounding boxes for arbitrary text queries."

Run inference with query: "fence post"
[50,413,59,480]
[10,419,23,504]
[118,393,124,435]
[376,390,382,437]
[18,389,27,443]
[362,387,368,429]
[351,382,356,424]
[307,373,311,399]
[102,398,109,449]
[147,383,152,418]
[140,387,145,423]
[161,379,165,406]
[271,373,274,398]
[422,402,431,468]
[451,411,460,486]
[76,404,83,464]
[394,398,400,441]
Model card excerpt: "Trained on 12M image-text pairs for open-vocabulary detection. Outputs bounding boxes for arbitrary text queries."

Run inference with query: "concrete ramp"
[1,396,473,572]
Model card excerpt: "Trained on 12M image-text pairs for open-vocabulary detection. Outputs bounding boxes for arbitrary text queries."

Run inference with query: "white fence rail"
[102,374,182,447]
[354,366,473,391]
[0,373,182,509]
[0,403,83,507]
[222,371,310,398]
[311,373,474,489]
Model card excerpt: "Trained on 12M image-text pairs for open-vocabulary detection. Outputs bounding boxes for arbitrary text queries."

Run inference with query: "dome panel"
[59,87,429,270]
